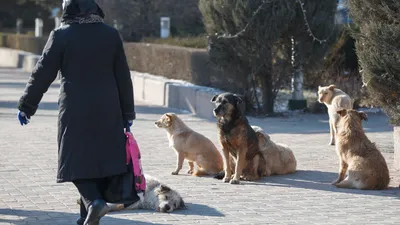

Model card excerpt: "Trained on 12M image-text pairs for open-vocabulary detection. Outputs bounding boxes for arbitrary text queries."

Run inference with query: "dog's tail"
[213,170,225,180]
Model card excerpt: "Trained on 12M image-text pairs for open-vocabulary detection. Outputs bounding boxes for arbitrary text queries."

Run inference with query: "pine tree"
[347,0,400,125]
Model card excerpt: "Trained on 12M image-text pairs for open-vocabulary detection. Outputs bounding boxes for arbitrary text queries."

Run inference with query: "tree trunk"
[260,65,274,114]
[291,37,304,100]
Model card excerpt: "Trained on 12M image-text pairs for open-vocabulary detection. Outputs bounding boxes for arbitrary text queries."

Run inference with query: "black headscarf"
[61,0,105,23]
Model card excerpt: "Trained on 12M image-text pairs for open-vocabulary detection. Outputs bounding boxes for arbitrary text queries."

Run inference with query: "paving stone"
[1,68,400,224]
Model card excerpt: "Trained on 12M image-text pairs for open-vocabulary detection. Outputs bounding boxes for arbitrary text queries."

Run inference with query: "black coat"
[18,1,135,183]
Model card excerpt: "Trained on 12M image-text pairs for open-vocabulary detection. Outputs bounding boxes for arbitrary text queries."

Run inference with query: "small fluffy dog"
[155,113,223,176]
[318,85,353,146]
[252,126,297,176]
[77,175,186,213]
[211,93,266,184]
[333,109,390,190]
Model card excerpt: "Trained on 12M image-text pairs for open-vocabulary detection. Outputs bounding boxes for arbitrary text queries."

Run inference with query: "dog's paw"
[230,179,240,185]
[187,169,193,174]
[171,171,179,175]
[328,141,335,146]
[223,177,231,183]
[331,179,340,185]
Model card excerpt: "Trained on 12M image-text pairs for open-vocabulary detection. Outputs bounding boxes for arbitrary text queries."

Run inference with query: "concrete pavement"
[1,68,400,225]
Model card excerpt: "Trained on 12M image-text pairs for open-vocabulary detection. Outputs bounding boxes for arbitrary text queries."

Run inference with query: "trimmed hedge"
[124,42,246,92]
[0,33,47,55]
[0,33,245,94]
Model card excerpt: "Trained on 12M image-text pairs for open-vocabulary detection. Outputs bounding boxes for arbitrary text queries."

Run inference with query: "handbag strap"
[125,125,132,164]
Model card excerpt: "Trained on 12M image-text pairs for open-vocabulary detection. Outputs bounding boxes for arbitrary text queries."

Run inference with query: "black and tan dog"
[211,92,267,184]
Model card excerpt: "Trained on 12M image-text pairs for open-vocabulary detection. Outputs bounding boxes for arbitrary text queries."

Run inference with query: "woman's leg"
[73,179,109,225]
[73,179,103,208]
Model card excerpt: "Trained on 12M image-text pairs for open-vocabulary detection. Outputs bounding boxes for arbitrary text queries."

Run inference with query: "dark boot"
[83,199,109,225]
[77,217,85,225]
[76,197,87,225]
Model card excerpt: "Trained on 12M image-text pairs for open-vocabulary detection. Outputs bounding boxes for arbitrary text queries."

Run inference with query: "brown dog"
[252,126,297,176]
[333,109,390,190]
[318,85,353,146]
[155,113,223,176]
[211,93,266,184]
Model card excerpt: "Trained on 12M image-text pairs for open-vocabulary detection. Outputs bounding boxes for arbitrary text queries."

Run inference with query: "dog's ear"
[234,94,246,114]
[263,133,271,142]
[233,94,243,106]
[179,199,187,209]
[160,184,171,193]
[328,85,336,90]
[210,94,218,103]
[358,111,368,121]
[318,85,321,89]
[165,113,173,121]
[337,109,347,117]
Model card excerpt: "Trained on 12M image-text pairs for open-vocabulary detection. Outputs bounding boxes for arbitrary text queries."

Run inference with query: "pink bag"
[125,130,146,199]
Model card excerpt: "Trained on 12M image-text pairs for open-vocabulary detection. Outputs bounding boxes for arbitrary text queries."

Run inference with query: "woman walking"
[17,0,136,224]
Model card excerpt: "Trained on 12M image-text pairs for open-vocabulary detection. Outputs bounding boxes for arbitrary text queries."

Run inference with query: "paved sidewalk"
[1,68,400,225]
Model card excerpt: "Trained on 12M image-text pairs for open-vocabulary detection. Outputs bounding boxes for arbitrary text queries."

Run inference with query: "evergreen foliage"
[347,0,400,125]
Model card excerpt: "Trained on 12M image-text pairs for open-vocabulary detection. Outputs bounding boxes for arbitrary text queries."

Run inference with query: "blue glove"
[124,120,133,130]
[18,111,30,126]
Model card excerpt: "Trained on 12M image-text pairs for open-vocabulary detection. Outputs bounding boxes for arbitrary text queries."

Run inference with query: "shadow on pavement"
[247,170,400,199]
[110,202,224,218]
[0,208,169,225]
[174,202,224,217]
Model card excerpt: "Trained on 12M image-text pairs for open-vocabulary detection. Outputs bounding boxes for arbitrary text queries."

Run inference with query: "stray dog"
[318,85,353,146]
[77,175,186,213]
[155,113,223,176]
[333,109,390,190]
[211,93,266,184]
[252,126,297,175]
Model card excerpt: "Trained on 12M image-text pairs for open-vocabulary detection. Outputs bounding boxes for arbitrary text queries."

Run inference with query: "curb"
[0,47,222,120]
[0,48,35,70]
[130,71,222,120]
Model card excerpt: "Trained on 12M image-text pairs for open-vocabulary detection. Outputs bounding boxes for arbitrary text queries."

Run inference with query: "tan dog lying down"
[332,109,390,190]
[318,85,353,146]
[252,126,297,176]
[155,113,223,176]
